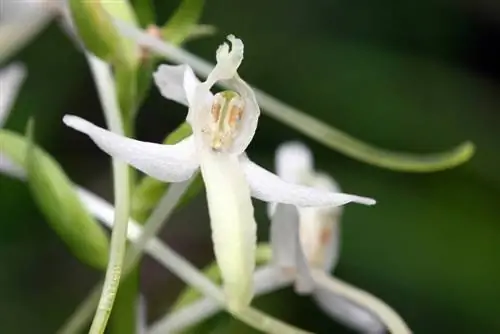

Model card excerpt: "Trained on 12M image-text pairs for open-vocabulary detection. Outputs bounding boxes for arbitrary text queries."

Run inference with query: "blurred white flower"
[63,36,375,309]
[0,1,58,63]
[0,63,27,177]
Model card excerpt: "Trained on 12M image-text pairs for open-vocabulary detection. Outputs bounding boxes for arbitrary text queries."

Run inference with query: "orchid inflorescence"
[0,1,474,333]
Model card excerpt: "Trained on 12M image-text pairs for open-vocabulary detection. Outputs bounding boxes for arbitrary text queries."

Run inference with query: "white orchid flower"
[63,35,376,309]
[0,63,27,177]
[269,142,389,332]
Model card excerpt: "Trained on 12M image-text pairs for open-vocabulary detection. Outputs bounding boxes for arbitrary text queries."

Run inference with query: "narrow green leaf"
[161,0,205,45]
[0,128,110,269]
[131,122,202,222]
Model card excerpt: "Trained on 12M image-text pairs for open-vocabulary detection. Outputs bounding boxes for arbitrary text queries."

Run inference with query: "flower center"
[208,90,244,151]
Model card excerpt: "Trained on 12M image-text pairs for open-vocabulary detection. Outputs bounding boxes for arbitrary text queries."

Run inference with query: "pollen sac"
[206,90,244,152]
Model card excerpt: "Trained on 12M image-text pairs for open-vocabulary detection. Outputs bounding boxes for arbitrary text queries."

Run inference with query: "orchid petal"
[241,158,376,206]
[270,203,300,272]
[270,204,316,295]
[224,73,261,155]
[0,63,27,127]
[275,141,314,184]
[312,270,411,334]
[199,149,256,308]
[63,115,199,182]
[298,172,342,272]
[204,35,243,87]
[312,287,385,333]
[153,64,204,107]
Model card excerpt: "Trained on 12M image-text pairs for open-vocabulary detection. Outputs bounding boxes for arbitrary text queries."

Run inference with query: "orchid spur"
[154,142,411,334]
[63,35,376,309]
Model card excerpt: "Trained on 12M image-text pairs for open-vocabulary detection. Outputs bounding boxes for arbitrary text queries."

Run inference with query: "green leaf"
[161,0,205,45]
[0,127,109,269]
[131,122,202,222]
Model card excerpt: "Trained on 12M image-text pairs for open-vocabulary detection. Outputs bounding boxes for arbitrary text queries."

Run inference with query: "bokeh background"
[1,0,500,333]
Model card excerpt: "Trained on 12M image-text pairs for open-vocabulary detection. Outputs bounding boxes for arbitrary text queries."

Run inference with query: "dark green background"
[1,0,499,333]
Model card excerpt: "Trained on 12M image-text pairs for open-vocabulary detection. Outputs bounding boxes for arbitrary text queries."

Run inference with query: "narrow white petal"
[0,63,27,126]
[224,74,261,155]
[299,172,342,272]
[312,287,386,333]
[294,226,315,295]
[275,141,314,184]
[204,35,243,87]
[199,149,256,308]
[269,203,314,294]
[63,115,200,182]
[241,158,376,206]
[153,64,204,107]
[270,203,300,272]
[312,270,412,334]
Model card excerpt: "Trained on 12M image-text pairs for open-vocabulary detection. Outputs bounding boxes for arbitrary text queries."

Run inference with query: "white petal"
[63,115,199,182]
[312,270,411,334]
[275,141,314,184]
[312,287,385,333]
[224,74,261,155]
[187,36,245,146]
[270,203,300,272]
[204,35,243,87]
[0,63,27,127]
[293,219,316,295]
[199,149,256,308]
[299,172,342,272]
[153,64,204,107]
[241,158,376,206]
[0,6,54,63]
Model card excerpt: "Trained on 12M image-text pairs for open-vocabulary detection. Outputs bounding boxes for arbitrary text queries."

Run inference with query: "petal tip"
[62,115,89,133]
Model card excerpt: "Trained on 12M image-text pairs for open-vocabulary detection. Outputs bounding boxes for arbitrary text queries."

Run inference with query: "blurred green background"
[1,0,500,333]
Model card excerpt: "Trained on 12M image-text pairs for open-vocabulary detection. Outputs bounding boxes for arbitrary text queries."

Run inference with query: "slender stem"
[151,264,293,333]
[86,54,130,334]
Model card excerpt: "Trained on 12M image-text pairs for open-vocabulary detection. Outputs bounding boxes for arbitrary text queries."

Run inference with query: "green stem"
[88,159,130,334]
[86,53,131,334]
